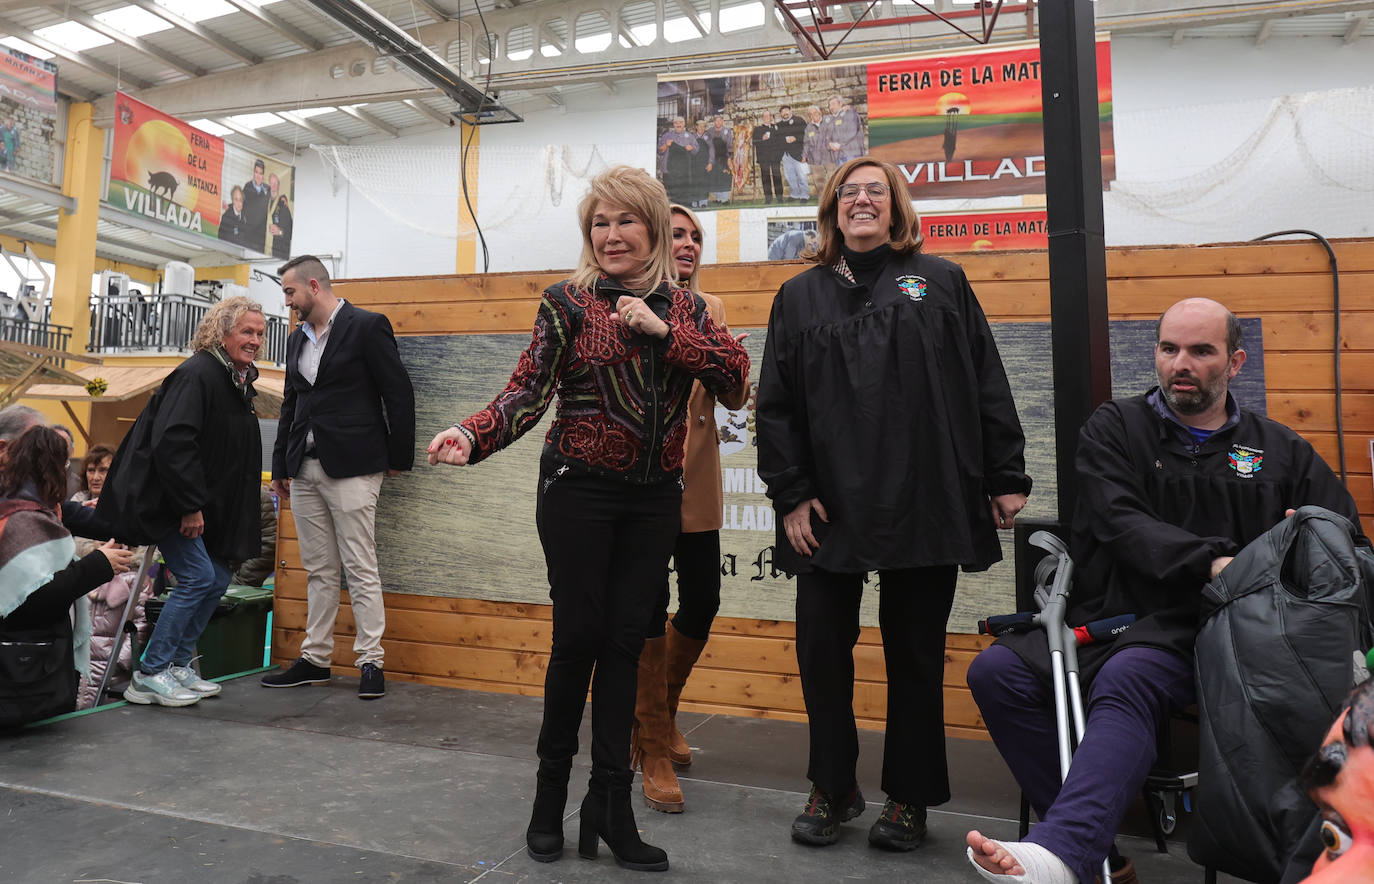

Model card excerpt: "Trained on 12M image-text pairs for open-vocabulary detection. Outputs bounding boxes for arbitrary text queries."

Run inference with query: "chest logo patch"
[1228,444,1264,478]
[896,275,928,302]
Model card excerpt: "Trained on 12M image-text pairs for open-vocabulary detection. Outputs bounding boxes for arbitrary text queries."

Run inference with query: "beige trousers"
[291,457,386,668]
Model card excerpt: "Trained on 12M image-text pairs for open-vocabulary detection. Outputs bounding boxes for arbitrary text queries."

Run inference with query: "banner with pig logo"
[108,92,295,257]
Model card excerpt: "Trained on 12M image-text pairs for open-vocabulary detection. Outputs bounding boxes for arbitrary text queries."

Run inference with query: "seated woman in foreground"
[0,426,134,728]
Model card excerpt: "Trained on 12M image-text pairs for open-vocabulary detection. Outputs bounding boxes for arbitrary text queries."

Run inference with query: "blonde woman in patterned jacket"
[427,166,748,872]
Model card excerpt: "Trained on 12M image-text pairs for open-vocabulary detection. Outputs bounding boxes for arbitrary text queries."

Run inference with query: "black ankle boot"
[526,759,571,862]
[577,772,669,871]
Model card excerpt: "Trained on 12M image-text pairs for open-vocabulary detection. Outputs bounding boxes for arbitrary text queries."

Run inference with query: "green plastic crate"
[146,585,274,679]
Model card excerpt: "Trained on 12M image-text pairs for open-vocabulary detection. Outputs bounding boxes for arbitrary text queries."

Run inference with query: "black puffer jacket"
[1189,506,1374,884]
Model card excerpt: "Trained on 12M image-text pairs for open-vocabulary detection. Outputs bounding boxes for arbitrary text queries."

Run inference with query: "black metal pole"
[1038,0,1112,526]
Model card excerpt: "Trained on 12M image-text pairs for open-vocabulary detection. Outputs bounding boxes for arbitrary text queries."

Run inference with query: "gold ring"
[624,310,633,322]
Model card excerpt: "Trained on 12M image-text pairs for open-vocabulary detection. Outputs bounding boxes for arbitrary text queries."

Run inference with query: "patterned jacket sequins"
[460,276,750,485]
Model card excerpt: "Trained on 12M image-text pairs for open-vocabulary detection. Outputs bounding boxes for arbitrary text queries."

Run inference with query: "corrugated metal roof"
[1183,13,1365,39]
[0,0,1367,163]
[141,28,244,73]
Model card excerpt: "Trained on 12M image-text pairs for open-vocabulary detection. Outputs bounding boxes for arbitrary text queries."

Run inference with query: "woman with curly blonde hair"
[97,296,267,708]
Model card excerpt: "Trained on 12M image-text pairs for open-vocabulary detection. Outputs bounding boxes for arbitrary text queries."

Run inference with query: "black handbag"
[0,618,77,730]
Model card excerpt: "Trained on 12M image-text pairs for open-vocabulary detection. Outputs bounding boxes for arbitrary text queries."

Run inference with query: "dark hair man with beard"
[963,297,1361,884]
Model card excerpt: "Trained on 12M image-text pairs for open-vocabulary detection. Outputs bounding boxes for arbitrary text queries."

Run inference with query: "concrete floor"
[0,672,1241,884]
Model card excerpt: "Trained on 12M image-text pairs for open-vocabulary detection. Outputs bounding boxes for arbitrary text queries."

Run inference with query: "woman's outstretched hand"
[97,539,135,574]
[427,427,473,466]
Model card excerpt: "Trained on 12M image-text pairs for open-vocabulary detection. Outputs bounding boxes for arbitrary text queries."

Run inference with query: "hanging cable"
[458,0,494,273]
[1250,229,1345,482]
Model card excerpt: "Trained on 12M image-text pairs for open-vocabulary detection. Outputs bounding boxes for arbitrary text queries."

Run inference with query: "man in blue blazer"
[263,255,415,699]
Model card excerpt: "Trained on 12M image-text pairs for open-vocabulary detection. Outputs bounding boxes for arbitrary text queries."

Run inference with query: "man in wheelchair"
[964,298,1362,884]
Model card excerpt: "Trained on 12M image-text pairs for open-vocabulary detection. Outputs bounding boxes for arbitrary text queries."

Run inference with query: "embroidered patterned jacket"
[461,276,750,485]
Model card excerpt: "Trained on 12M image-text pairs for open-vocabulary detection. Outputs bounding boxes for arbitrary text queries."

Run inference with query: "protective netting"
[311,143,625,238]
[1104,85,1374,245]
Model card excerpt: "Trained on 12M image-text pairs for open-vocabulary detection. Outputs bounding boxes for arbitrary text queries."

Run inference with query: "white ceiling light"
[0,37,53,59]
[153,0,237,23]
[228,112,283,129]
[190,119,233,136]
[33,21,113,53]
[95,6,175,37]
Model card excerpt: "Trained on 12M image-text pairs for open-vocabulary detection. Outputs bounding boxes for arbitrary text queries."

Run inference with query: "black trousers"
[534,468,681,778]
[758,161,782,200]
[795,565,958,806]
[650,529,722,640]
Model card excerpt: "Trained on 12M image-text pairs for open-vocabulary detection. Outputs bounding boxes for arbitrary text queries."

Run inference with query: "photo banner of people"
[655,36,1112,209]
[765,219,818,260]
[108,92,296,257]
[0,47,58,183]
[657,65,866,210]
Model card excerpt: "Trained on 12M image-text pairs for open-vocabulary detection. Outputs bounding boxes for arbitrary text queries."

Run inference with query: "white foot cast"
[965,839,1076,884]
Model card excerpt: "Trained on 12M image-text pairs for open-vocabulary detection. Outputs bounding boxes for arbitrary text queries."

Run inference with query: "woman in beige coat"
[632,204,751,812]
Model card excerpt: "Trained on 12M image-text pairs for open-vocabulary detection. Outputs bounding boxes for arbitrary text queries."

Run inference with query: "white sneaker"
[123,669,200,707]
[168,665,221,696]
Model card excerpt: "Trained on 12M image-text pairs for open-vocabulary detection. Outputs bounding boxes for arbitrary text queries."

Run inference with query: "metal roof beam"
[0,209,59,235]
[540,22,566,53]
[129,0,261,67]
[335,103,400,137]
[673,0,709,37]
[0,17,152,90]
[1344,11,1369,42]
[401,98,453,126]
[394,0,452,22]
[1254,17,1275,45]
[274,110,346,144]
[18,216,194,263]
[47,4,205,79]
[225,0,324,52]
[616,20,642,47]
[0,172,76,213]
[56,78,99,102]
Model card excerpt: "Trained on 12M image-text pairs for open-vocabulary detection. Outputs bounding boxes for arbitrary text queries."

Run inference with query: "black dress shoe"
[261,657,331,688]
[358,662,385,699]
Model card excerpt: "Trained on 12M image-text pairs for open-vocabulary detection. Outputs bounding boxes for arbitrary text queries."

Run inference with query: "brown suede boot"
[664,622,708,769]
[632,635,684,813]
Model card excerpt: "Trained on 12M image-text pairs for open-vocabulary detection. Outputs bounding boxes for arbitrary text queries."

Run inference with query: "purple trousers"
[967,644,1195,884]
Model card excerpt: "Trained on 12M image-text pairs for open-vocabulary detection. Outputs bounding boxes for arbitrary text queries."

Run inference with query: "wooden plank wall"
[272,238,1374,741]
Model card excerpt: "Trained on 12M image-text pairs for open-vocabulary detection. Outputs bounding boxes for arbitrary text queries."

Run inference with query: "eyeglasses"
[835,182,890,203]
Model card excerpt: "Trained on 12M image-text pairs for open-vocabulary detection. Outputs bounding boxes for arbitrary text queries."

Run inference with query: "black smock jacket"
[97,349,262,562]
[1000,392,1360,683]
[756,249,1031,576]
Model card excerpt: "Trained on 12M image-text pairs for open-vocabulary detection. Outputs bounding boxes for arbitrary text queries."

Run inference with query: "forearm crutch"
[1028,530,1113,884]
[94,546,158,705]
